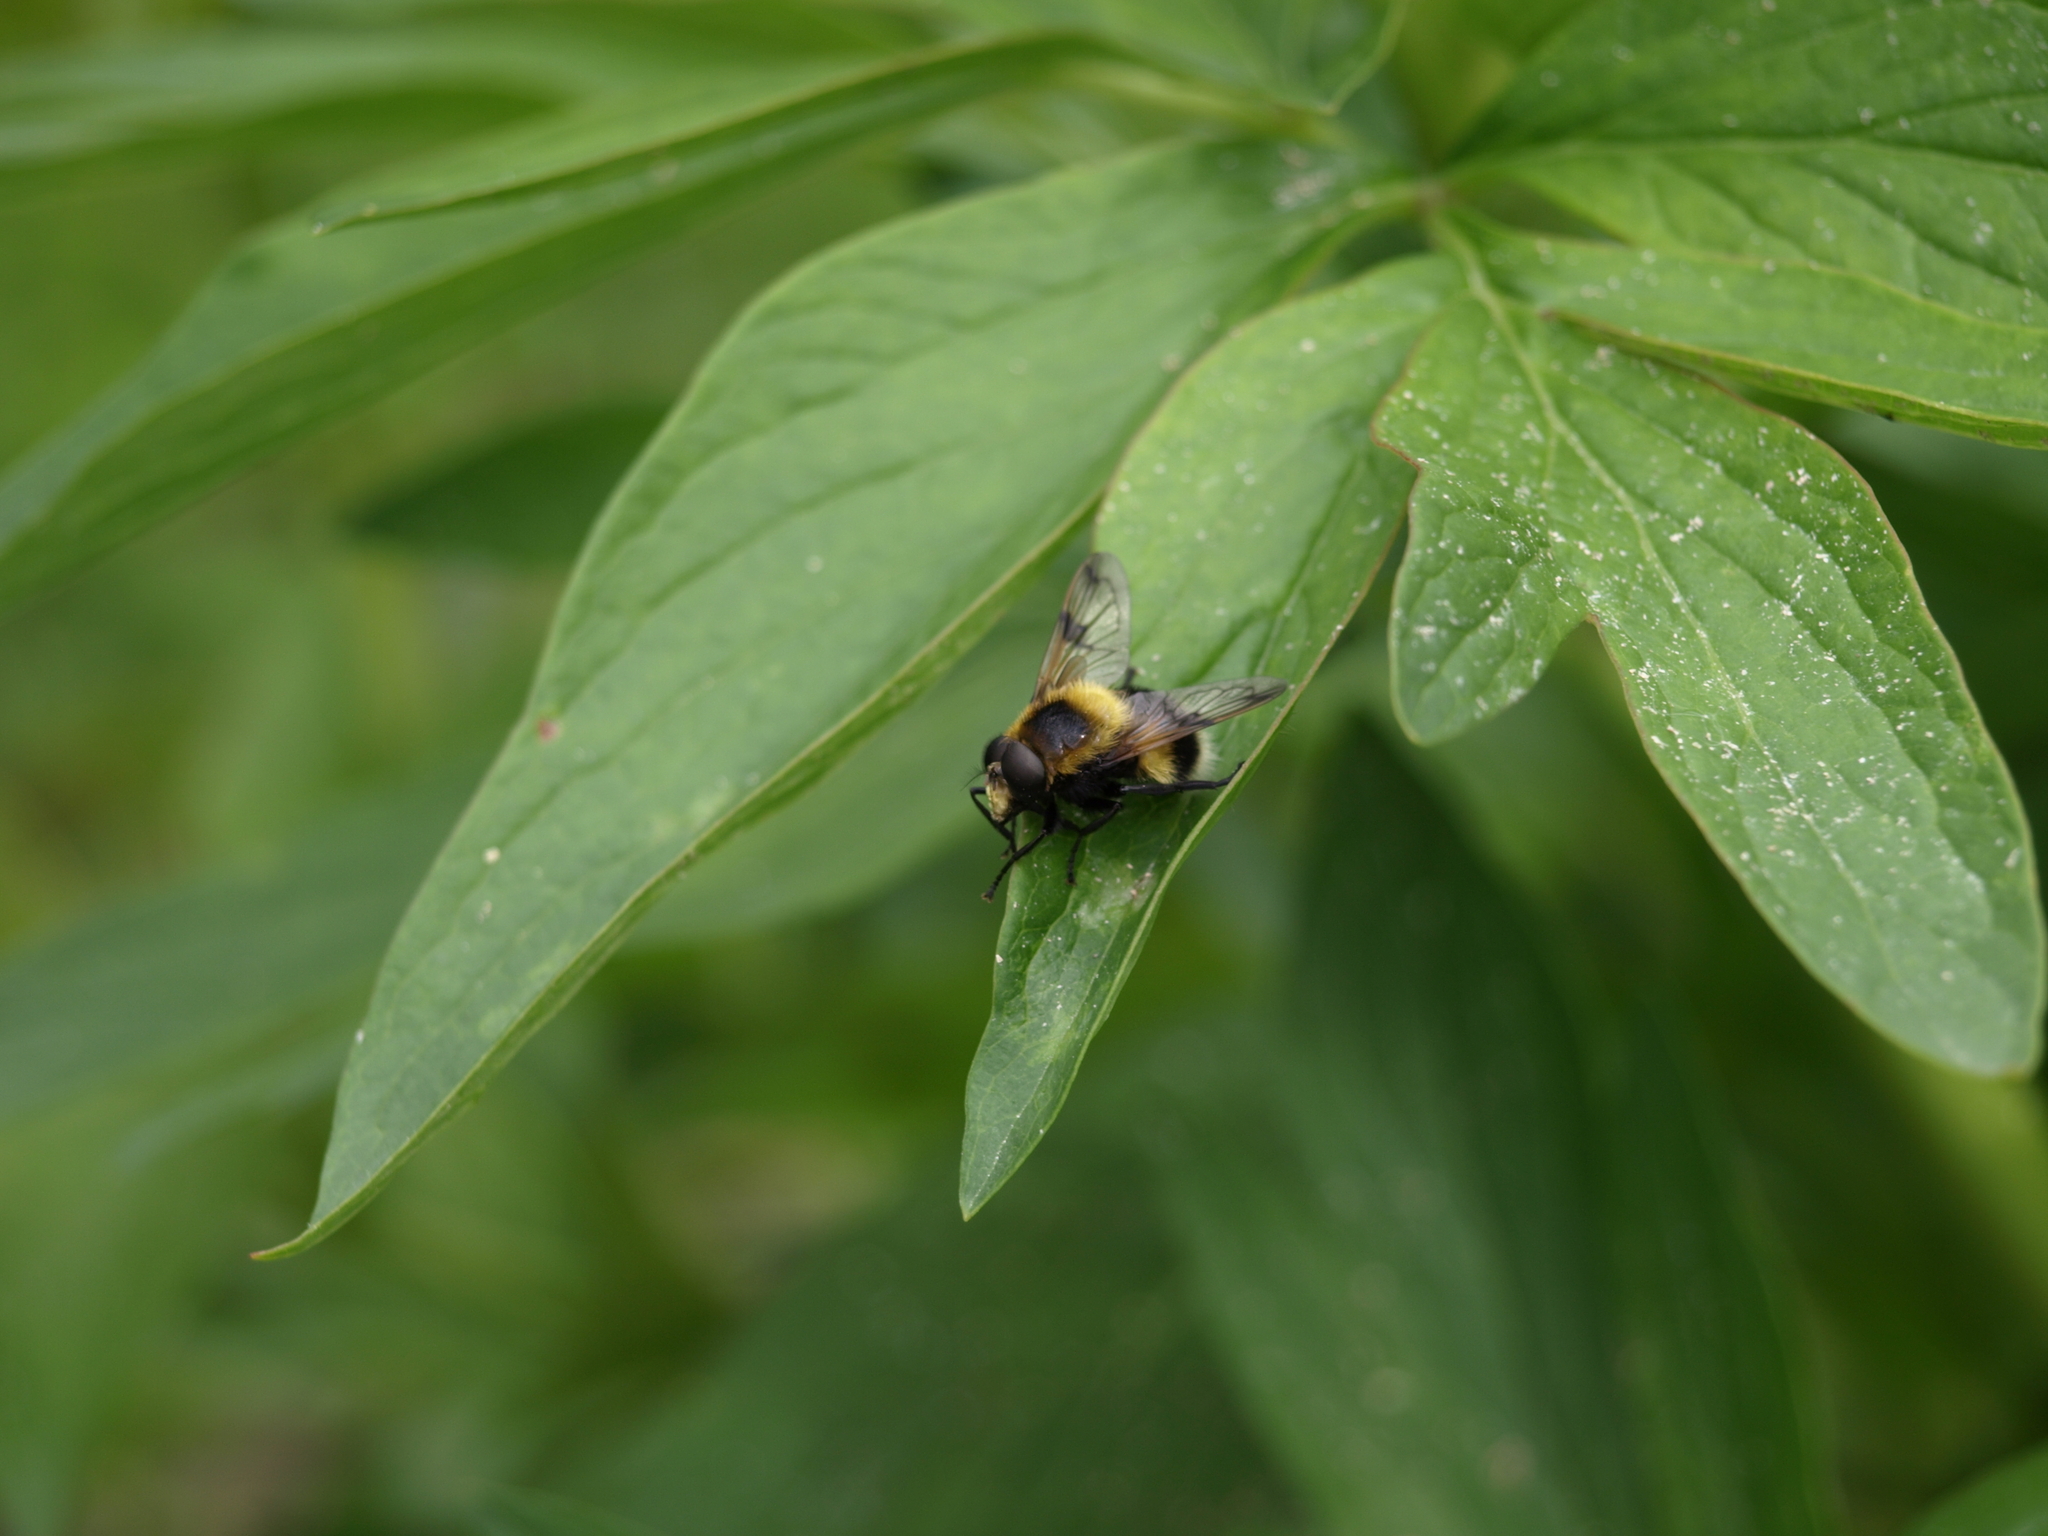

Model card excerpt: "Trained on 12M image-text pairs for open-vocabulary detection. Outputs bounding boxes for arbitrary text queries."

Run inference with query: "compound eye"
[983,736,1008,768]
[998,738,1047,794]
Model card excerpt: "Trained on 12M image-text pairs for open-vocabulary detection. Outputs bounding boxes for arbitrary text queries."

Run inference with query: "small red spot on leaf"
[536,717,561,743]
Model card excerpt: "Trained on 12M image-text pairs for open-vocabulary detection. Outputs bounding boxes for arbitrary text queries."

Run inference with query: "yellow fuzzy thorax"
[1011,681,1130,772]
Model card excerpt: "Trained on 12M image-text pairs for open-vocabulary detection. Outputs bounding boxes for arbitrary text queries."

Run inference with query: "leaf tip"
[957,1140,1024,1221]
[249,1210,346,1262]
[248,1231,314,1263]
[957,1169,994,1221]
[249,1165,391,1261]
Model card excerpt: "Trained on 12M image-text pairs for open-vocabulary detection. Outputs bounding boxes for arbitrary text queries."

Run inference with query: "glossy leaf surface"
[1461,0,2048,443]
[273,140,1370,1256]
[959,253,1458,1215]
[1375,289,2043,1070]
[1156,719,1829,1536]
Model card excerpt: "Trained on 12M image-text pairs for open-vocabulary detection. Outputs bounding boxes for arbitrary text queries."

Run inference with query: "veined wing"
[1034,550,1130,700]
[1104,676,1290,765]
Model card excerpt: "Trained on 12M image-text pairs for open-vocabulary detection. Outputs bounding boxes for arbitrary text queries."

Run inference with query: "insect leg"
[981,808,1061,902]
[968,785,1015,850]
[1063,799,1123,884]
[1118,761,1246,797]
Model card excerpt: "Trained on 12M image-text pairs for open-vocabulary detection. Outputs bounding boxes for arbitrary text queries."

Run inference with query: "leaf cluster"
[4,0,2048,1531]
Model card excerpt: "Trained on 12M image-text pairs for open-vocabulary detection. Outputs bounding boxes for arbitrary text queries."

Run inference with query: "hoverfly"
[972,551,1288,900]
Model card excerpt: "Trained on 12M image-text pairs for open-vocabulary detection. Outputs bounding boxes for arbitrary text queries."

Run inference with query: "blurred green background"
[6,1,2048,1533]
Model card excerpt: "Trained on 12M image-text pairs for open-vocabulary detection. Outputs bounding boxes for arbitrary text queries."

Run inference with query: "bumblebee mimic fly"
[971,551,1288,901]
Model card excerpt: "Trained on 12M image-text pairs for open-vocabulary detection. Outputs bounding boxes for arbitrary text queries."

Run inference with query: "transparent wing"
[1104,676,1290,765]
[1034,551,1131,700]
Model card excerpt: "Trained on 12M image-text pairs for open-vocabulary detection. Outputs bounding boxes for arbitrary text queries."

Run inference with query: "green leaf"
[1154,718,1830,1536]
[930,0,1403,109]
[1373,278,2044,1071]
[0,6,891,186]
[0,35,1073,606]
[1906,1443,2048,1536]
[351,405,665,567]
[265,139,1377,1259]
[565,1136,1296,1535]
[959,252,1457,1216]
[309,36,1097,232]
[1457,0,2048,443]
